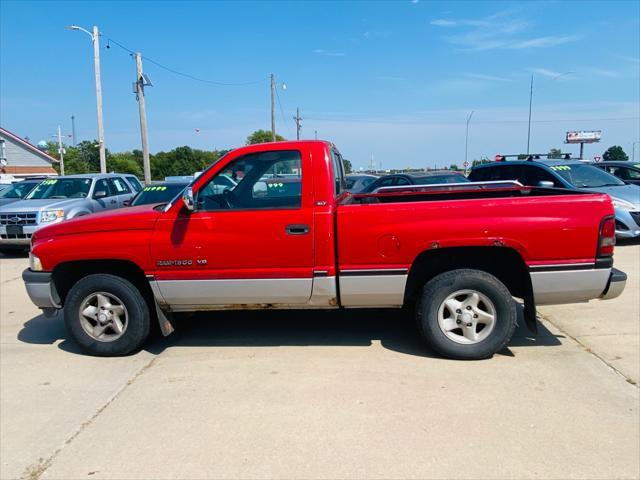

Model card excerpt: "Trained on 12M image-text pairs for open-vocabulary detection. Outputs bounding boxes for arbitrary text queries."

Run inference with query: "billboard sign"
[566,130,601,144]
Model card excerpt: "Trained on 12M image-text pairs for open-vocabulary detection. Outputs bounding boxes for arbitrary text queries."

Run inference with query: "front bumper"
[22,269,61,309]
[614,209,640,238]
[0,224,41,246]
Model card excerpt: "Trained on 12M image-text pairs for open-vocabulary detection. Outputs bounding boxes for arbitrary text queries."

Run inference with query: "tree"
[246,130,285,145]
[548,148,562,159]
[343,159,353,174]
[449,163,459,171]
[603,145,628,161]
[108,152,143,177]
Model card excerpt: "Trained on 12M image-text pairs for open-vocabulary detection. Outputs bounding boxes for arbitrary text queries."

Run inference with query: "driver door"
[150,148,314,308]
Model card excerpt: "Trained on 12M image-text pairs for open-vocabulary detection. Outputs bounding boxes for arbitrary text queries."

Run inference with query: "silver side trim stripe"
[529,262,595,272]
[340,268,408,276]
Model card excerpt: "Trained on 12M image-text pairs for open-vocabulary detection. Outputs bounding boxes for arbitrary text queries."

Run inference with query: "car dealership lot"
[1,247,638,479]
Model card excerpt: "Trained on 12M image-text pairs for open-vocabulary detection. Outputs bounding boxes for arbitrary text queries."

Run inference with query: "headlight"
[611,198,636,211]
[29,253,43,271]
[40,210,64,222]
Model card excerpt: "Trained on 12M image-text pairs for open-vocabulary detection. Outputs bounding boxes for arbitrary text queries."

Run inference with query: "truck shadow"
[18,306,562,359]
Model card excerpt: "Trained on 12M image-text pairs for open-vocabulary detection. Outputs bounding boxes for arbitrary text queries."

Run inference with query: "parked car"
[592,161,640,186]
[360,171,469,193]
[469,160,640,238]
[0,173,141,253]
[0,178,45,208]
[345,174,378,193]
[24,141,625,359]
[129,181,189,207]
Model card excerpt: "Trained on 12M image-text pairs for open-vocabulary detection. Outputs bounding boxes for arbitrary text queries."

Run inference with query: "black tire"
[64,274,150,356]
[416,269,517,360]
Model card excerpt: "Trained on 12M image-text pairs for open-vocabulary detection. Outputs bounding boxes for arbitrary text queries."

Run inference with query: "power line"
[102,33,267,86]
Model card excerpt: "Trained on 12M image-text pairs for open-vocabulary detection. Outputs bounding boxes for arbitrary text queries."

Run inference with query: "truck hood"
[0,198,85,212]
[34,204,163,240]
[583,184,640,207]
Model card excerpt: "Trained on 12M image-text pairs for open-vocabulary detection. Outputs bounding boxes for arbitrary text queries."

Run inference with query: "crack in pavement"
[538,314,639,389]
[20,355,161,480]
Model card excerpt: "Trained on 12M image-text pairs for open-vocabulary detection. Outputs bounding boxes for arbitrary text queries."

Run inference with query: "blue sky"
[1,0,639,169]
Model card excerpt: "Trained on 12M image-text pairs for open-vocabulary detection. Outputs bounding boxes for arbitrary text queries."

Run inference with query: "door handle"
[285,224,310,235]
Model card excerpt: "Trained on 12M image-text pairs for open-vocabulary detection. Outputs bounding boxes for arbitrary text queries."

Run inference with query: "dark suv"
[469,160,640,238]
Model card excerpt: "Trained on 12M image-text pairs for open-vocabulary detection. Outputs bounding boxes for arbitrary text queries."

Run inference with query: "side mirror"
[182,187,195,211]
[123,199,131,206]
[94,190,108,199]
[537,181,554,188]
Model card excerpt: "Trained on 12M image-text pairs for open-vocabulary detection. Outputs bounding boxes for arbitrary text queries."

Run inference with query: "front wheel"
[416,269,517,360]
[64,274,150,356]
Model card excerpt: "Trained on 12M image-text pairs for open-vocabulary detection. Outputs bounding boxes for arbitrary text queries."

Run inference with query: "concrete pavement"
[1,246,639,479]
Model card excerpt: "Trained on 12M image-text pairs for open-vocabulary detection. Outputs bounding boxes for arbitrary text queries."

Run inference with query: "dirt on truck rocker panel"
[23,140,627,359]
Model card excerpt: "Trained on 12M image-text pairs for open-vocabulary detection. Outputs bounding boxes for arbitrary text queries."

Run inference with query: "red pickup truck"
[23,141,626,359]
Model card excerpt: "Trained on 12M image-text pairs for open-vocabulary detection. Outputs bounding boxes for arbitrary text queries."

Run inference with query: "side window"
[623,168,640,180]
[197,150,302,211]
[482,165,523,183]
[110,177,132,194]
[522,166,562,187]
[330,149,346,196]
[376,177,395,189]
[93,179,113,198]
[126,176,143,192]
[395,177,411,186]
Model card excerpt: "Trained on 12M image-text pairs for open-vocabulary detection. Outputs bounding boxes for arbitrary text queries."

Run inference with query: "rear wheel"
[416,269,517,360]
[64,274,150,356]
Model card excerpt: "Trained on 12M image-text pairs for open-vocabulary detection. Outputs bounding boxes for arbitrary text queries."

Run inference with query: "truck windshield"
[0,181,39,199]
[550,164,625,188]
[26,178,92,199]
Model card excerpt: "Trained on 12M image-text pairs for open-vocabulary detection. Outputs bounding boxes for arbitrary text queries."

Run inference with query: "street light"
[526,71,573,154]
[66,25,106,173]
[465,110,474,174]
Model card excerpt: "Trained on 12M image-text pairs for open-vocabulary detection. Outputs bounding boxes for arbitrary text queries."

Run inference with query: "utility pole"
[526,74,533,155]
[465,110,474,175]
[66,25,106,171]
[293,107,302,140]
[270,73,276,141]
[92,26,106,173]
[134,53,151,184]
[71,115,77,146]
[57,125,65,176]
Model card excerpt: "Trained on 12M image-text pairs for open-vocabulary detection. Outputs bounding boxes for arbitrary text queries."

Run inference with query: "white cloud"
[531,68,564,78]
[509,35,580,49]
[465,73,511,82]
[433,12,579,51]
[430,19,457,27]
[313,49,346,57]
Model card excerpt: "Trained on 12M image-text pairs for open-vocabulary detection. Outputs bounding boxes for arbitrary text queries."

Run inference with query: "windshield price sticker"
[550,165,571,171]
[143,186,168,192]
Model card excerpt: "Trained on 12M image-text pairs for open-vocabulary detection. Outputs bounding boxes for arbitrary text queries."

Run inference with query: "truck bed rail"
[373,180,523,194]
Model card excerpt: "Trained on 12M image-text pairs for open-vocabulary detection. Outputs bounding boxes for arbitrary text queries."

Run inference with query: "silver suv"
[0,173,143,253]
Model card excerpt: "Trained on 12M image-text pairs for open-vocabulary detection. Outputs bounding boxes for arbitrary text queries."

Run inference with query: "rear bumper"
[530,262,626,305]
[22,269,61,309]
[600,268,627,300]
